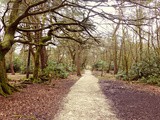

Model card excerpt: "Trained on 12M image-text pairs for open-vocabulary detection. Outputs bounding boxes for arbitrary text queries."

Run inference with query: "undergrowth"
[116,56,160,86]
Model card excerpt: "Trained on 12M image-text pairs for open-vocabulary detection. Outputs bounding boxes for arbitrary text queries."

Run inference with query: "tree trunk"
[26,45,31,79]
[113,35,118,74]
[81,57,87,69]
[139,27,143,61]
[10,63,15,75]
[0,53,12,96]
[40,46,48,70]
[76,45,81,76]
[112,22,120,74]
[0,30,16,96]
[107,61,111,73]
[9,47,15,75]
[72,55,76,65]
[33,46,40,80]
[0,0,23,96]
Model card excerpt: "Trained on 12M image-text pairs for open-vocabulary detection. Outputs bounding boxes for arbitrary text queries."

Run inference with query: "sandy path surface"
[53,70,118,120]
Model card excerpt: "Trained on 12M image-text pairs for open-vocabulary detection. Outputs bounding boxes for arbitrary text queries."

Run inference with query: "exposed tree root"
[0,83,19,97]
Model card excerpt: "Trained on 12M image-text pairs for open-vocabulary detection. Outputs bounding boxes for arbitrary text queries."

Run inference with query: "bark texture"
[40,46,48,70]
[0,0,22,96]
[0,53,12,96]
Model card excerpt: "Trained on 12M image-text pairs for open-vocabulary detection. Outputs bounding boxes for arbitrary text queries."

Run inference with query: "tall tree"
[0,0,99,95]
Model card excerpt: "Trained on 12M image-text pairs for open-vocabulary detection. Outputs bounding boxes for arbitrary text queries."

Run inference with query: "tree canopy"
[0,0,159,96]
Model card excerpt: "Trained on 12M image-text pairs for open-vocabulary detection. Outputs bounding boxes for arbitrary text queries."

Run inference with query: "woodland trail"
[53,70,160,120]
[53,70,118,120]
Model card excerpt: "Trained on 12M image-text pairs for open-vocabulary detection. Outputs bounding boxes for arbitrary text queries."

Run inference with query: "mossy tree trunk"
[9,47,15,75]
[33,30,52,80]
[0,0,22,96]
[0,54,12,96]
[26,45,31,79]
[33,46,40,80]
[0,30,16,96]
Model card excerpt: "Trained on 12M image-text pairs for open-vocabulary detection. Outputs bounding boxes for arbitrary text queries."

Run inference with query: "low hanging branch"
[16,22,88,32]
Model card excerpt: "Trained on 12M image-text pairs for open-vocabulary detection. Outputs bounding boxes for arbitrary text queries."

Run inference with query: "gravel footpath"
[53,70,118,120]
[2,71,160,120]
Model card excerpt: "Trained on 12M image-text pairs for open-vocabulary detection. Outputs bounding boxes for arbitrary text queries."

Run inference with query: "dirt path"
[53,70,118,120]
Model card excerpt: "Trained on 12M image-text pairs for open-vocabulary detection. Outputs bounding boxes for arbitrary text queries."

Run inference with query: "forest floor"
[54,70,160,120]
[94,71,160,120]
[0,74,79,120]
[1,71,160,120]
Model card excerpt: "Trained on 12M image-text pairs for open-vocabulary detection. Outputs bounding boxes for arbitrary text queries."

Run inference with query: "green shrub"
[92,60,108,71]
[140,75,160,86]
[117,56,160,84]
[43,61,69,79]
[116,71,129,80]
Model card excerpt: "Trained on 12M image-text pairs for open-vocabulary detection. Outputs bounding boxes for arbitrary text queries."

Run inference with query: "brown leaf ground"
[4,71,160,120]
[99,80,160,120]
[94,71,160,120]
[0,75,78,120]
